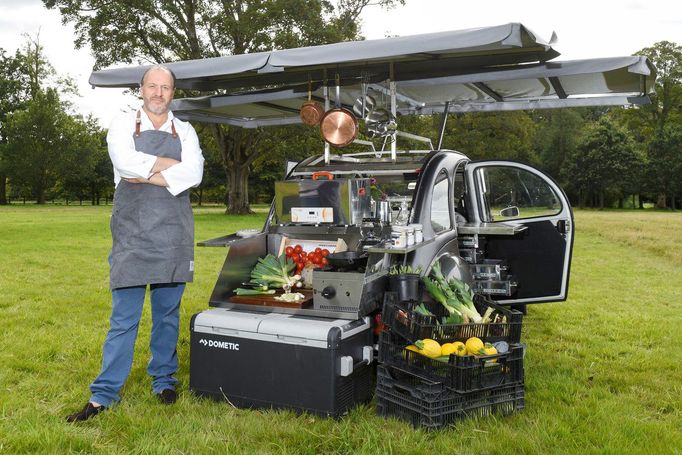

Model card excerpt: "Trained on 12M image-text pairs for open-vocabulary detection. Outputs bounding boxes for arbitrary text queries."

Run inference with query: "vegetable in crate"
[423,261,482,323]
[441,341,467,357]
[404,338,442,359]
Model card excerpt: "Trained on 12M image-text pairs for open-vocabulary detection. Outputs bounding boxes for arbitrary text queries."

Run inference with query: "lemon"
[465,337,484,355]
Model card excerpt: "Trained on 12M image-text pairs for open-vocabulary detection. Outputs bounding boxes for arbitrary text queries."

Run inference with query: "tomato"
[300,251,308,259]
[314,247,322,254]
[291,253,300,262]
[285,246,294,256]
[320,257,329,266]
[321,248,330,257]
[293,244,303,254]
[310,254,321,265]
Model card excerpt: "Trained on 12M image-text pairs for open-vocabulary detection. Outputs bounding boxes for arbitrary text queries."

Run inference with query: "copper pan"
[319,82,358,147]
[320,107,358,147]
[299,82,324,125]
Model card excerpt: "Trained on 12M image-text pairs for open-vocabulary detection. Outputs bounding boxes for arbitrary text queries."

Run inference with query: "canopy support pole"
[437,101,451,150]
[324,84,330,164]
[390,64,397,163]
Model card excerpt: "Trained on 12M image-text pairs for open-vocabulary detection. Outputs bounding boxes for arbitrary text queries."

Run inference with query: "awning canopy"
[88,22,656,128]
[89,23,558,91]
[169,56,656,127]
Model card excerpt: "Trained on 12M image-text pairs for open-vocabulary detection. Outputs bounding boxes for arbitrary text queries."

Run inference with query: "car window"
[476,166,561,222]
[430,169,451,233]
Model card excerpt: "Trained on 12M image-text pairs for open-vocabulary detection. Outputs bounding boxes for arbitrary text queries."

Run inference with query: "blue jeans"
[89,283,185,406]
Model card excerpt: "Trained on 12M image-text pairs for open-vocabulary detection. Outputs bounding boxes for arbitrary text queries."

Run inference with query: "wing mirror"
[499,206,520,218]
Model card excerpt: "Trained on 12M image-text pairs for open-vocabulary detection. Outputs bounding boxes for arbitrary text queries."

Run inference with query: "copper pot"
[299,81,324,125]
[300,100,325,125]
[320,107,358,147]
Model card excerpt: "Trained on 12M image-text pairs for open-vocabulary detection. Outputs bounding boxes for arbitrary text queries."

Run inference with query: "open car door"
[464,161,573,304]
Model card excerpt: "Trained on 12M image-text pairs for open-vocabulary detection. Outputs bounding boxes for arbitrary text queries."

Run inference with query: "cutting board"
[230,289,314,309]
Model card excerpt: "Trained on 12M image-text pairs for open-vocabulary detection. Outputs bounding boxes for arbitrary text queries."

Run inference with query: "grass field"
[0,206,680,454]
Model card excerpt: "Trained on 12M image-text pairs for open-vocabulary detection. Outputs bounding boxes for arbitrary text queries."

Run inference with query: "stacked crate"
[376,292,525,429]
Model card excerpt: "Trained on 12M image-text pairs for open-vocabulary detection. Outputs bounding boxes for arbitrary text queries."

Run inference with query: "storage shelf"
[367,238,435,254]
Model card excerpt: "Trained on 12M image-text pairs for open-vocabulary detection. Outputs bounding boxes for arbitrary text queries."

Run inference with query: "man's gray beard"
[146,101,170,115]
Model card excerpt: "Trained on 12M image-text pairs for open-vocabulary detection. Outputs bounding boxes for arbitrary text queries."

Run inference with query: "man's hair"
[140,64,177,88]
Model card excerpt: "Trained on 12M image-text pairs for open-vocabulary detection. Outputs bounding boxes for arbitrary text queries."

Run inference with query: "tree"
[0,49,30,204]
[4,89,97,203]
[646,126,682,209]
[562,117,644,209]
[439,111,538,163]
[45,0,405,214]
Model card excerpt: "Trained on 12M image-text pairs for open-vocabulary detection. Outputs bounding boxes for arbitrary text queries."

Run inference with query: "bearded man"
[67,64,204,422]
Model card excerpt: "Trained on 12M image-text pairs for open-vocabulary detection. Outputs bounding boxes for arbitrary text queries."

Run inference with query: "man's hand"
[123,177,148,184]
[152,156,180,173]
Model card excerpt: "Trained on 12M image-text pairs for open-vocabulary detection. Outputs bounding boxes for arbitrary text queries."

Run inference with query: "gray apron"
[109,114,194,289]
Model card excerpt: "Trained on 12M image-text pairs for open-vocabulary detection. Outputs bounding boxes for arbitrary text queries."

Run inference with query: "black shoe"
[65,402,106,422]
[156,389,177,405]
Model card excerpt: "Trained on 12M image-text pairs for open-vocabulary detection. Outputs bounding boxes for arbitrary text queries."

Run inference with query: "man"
[66,64,204,422]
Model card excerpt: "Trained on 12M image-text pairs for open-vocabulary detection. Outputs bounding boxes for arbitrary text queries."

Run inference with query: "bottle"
[394,200,409,226]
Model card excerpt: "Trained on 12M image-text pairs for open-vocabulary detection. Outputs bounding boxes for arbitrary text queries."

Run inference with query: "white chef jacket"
[107,109,205,196]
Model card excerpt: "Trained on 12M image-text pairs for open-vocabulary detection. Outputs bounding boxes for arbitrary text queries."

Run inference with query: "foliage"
[562,117,644,209]
[440,111,538,163]
[3,89,98,204]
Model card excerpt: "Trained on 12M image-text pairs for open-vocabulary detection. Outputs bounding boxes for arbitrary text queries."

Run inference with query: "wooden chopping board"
[229,289,314,309]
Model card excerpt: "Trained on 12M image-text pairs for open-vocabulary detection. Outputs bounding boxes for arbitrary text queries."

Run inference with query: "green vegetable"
[234,288,277,296]
[250,253,298,289]
[388,265,423,276]
[414,303,435,317]
[425,262,482,323]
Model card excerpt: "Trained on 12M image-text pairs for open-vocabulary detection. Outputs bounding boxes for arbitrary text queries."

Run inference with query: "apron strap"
[134,110,178,138]
[134,110,142,137]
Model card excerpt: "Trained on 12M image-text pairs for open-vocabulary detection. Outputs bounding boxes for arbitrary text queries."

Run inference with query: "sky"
[1,0,681,128]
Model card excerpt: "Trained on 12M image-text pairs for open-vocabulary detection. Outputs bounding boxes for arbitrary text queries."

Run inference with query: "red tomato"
[293,244,303,254]
[300,251,308,259]
[285,246,294,256]
[321,257,329,266]
[310,254,321,265]
[314,247,322,254]
[321,249,330,257]
[291,253,301,262]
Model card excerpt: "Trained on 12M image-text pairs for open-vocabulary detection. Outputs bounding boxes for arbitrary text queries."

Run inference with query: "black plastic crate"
[375,365,524,429]
[378,331,524,392]
[381,292,523,345]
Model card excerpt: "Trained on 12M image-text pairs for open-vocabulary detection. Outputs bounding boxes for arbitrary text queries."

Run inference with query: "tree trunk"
[598,191,604,210]
[671,194,676,210]
[656,193,667,209]
[618,198,624,209]
[211,124,261,215]
[638,193,644,209]
[0,173,7,205]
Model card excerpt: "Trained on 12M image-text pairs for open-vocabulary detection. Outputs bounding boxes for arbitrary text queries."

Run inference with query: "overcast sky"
[1,0,681,128]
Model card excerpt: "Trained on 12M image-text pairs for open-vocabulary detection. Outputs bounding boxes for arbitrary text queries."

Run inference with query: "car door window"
[475,166,561,222]
[431,169,451,232]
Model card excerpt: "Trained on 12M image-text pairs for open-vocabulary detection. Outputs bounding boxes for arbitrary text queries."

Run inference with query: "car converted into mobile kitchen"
[89,23,656,428]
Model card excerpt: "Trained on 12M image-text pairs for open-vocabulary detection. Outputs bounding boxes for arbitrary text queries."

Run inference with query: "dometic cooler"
[189,308,375,417]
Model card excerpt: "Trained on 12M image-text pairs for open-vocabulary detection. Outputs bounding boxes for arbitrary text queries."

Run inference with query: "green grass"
[0,206,680,454]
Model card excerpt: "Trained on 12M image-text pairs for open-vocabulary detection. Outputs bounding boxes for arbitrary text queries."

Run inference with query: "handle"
[312,171,334,181]
[321,286,336,299]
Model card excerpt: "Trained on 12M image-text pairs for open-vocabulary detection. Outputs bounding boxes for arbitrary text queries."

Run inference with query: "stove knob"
[321,286,336,299]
